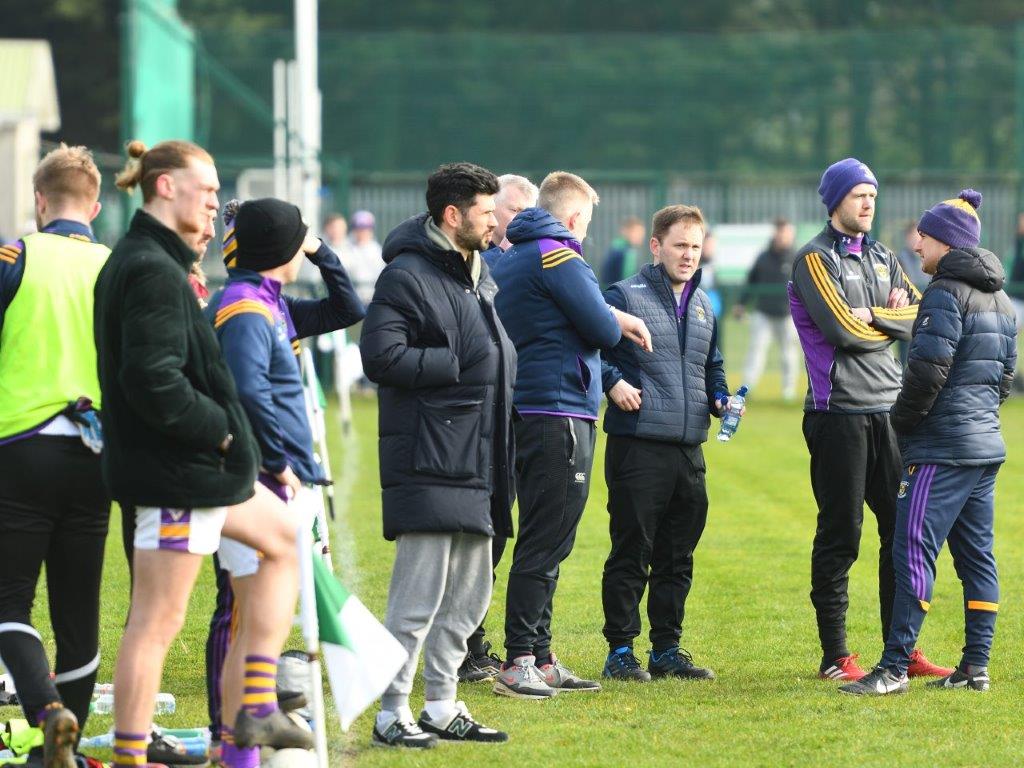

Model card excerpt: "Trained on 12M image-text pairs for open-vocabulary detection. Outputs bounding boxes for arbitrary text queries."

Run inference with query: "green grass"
[5,365,1024,767]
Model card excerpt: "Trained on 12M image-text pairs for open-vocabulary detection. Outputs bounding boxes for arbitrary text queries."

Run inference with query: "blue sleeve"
[0,240,26,341]
[890,287,962,434]
[285,242,366,339]
[600,284,628,392]
[543,254,622,350]
[705,312,729,414]
[217,312,289,473]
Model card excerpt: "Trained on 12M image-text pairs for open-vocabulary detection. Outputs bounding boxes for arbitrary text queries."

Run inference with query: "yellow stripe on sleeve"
[804,253,888,341]
[214,300,274,328]
[967,600,998,612]
[903,273,923,301]
[540,247,575,263]
[542,252,584,269]
[872,306,919,320]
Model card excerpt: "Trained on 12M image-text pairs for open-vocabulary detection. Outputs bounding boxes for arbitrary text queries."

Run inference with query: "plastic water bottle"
[716,385,749,442]
[91,692,176,715]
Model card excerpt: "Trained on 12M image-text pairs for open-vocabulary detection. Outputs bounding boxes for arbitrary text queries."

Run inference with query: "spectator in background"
[299,212,353,291]
[1010,213,1024,392]
[601,216,646,288]
[735,218,799,400]
[1010,213,1024,329]
[896,220,929,366]
[699,230,723,317]
[481,174,539,268]
[342,210,384,306]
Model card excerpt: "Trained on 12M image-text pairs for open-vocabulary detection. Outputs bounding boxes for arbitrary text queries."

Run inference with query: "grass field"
[5,363,1024,767]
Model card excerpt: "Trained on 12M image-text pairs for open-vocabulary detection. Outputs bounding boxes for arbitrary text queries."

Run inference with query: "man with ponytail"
[0,143,110,768]
[840,190,1017,696]
[94,140,313,768]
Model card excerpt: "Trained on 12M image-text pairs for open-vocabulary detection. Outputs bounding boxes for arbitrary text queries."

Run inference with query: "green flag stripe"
[313,555,354,650]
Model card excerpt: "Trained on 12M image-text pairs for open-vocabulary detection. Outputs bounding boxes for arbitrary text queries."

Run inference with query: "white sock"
[423,698,457,724]
[376,704,413,730]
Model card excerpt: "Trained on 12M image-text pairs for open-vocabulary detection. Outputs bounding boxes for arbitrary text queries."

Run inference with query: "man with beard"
[360,163,516,747]
[789,158,951,683]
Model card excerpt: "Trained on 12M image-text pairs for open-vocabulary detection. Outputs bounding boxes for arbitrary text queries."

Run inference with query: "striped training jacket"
[789,224,921,413]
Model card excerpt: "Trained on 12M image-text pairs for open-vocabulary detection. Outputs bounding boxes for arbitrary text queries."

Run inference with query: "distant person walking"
[736,218,799,400]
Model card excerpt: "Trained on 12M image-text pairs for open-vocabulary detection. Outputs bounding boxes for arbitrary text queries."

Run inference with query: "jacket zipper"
[567,417,577,466]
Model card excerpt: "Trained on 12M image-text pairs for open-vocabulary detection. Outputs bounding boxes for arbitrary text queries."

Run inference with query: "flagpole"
[297,509,330,768]
[301,346,336,570]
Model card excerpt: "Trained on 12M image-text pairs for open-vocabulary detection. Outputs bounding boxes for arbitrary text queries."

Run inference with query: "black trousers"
[466,534,507,655]
[601,436,709,651]
[0,435,110,728]
[803,412,900,658]
[504,416,595,660]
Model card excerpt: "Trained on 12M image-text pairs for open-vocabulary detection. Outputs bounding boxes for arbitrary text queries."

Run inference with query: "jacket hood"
[506,207,575,245]
[936,247,1005,292]
[382,213,449,264]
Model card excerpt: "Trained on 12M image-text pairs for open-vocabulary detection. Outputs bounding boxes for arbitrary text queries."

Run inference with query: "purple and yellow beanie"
[917,189,982,249]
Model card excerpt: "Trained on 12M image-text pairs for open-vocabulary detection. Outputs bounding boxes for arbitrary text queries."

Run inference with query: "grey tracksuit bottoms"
[381,531,492,709]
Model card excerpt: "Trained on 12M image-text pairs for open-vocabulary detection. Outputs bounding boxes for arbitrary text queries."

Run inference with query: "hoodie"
[892,247,1018,466]
[491,207,621,419]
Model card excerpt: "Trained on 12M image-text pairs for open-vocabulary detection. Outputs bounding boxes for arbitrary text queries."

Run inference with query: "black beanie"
[233,198,308,272]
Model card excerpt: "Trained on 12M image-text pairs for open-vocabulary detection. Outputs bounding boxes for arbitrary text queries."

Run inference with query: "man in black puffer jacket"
[840,190,1017,697]
[360,163,516,748]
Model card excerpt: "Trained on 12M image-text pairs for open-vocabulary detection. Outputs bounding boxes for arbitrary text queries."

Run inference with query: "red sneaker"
[907,648,954,678]
[819,653,867,681]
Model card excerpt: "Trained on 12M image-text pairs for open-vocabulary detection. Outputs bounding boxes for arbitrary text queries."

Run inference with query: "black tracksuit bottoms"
[0,435,110,729]
[601,435,709,652]
[504,415,595,661]
[802,411,900,660]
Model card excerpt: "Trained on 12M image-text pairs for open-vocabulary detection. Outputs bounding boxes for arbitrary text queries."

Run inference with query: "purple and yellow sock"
[112,731,148,767]
[221,726,259,768]
[242,654,278,718]
[36,701,63,726]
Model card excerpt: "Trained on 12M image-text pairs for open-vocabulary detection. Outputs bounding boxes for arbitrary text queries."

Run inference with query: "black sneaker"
[41,706,78,768]
[838,666,909,696]
[277,688,308,713]
[928,663,990,692]
[648,647,716,680]
[603,649,652,681]
[458,641,503,682]
[418,701,508,743]
[233,709,314,750]
[372,709,439,749]
[147,732,207,765]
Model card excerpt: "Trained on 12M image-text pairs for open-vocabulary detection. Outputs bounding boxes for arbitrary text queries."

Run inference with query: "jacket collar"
[41,218,97,242]
[822,222,876,257]
[129,209,196,272]
[641,262,703,307]
[226,267,284,301]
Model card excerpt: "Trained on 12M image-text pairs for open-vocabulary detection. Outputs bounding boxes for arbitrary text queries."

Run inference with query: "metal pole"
[296,508,330,768]
[273,59,288,200]
[286,60,302,206]
[295,0,321,231]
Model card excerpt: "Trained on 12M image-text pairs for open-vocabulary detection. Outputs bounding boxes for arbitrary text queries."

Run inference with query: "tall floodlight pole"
[295,0,321,233]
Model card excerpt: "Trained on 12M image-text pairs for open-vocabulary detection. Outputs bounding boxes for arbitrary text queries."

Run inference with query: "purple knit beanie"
[917,189,982,249]
[818,158,878,214]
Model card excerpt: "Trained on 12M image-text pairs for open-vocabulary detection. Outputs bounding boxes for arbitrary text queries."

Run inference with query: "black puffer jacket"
[891,247,1017,466]
[359,214,517,541]
[94,210,259,508]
